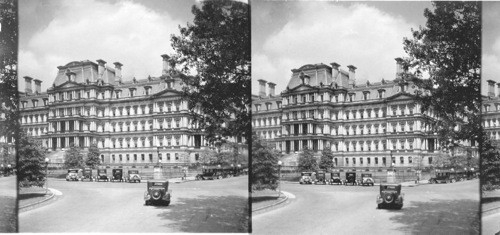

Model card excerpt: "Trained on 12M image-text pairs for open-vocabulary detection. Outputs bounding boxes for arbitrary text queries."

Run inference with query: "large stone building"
[19,54,244,167]
[253,58,476,169]
[483,80,500,146]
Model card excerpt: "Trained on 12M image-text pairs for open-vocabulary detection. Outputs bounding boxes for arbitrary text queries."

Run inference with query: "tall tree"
[0,0,19,170]
[64,144,84,169]
[318,148,334,171]
[169,0,250,145]
[298,147,318,172]
[17,132,47,188]
[251,132,279,191]
[85,143,101,169]
[402,2,481,147]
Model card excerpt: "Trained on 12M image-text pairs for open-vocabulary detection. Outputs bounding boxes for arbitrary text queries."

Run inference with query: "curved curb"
[252,191,291,213]
[19,188,58,212]
[483,205,500,217]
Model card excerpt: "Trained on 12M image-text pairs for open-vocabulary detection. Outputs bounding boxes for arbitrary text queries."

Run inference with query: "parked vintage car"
[377,183,403,209]
[299,172,315,184]
[329,172,342,185]
[196,168,217,180]
[127,169,141,183]
[429,171,457,184]
[96,169,109,182]
[360,173,375,186]
[144,180,171,206]
[66,169,80,181]
[111,168,124,182]
[314,170,327,185]
[344,172,357,186]
[81,168,93,182]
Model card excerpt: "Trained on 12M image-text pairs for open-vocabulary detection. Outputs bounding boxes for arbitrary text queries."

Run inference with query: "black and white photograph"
[0,0,18,233]
[481,2,500,235]
[251,1,480,234]
[15,0,250,233]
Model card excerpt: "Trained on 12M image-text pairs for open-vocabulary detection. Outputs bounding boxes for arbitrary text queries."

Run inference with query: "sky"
[252,1,433,95]
[482,2,500,96]
[18,0,198,92]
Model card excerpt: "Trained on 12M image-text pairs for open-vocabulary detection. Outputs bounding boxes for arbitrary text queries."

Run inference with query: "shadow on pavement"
[482,196,500,204]
[0,196,16,233]
[19,193,46,200]
[156,195,249,233]
[388,199,479,234]
[252,196,279,203]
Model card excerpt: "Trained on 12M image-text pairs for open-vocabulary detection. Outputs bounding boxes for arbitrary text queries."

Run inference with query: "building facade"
[483,80,500,146]
[253,59,469,169]
[18,54,243,167]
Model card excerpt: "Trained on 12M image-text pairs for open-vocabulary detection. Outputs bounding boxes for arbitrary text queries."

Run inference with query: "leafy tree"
[64,144,84,169]
[85,143,101,169]
[251,132,279,191]
[481,135,500,190]
[318,148,334,170]
[298,147,318,172]
[199,149,218,165]
[17,132,47,188]
[0,0,19,169]
[402,2,481,147]
[169,0,250,145]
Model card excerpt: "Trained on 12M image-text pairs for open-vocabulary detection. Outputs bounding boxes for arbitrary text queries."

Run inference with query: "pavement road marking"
[49,188,63,196]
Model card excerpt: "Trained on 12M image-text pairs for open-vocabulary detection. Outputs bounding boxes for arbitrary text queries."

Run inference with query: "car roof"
[380,183,401,186]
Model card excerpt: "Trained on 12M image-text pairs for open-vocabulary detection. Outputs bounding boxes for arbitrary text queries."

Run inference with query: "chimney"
[33,79,42,94]
[395,57,404,78]
[268,82,276,97]
[330,62,340,78]
[497,83,500,98]
[96,59,106,79]
[487,80,496,97]
[258,79,267,97]
[113,62,123,79]
[161,54,170,76]
[347,65,357,82]
[24,76,33,95]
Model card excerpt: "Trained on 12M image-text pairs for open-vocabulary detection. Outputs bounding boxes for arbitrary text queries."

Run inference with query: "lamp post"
[278,160,282,197]
[44,158,49,193]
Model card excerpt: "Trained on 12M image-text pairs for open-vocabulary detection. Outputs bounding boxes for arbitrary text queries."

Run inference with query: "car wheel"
[165,201,170,206]
[218,176,222,180]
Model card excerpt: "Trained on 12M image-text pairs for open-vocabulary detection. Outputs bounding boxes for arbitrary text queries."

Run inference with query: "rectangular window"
[134,154,137,161]
[167,153,171,161]
[175,153,179,160]
[428,157,433,165]
[141,154,145,161]
[400,157,404,164]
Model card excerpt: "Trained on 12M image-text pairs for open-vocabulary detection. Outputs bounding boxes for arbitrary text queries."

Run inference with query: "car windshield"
[362,174,371,177]
[383,185,397,190]
[332,173,340,177]
[68,170,78,173]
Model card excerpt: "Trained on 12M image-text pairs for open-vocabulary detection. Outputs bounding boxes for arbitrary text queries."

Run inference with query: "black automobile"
[344,172,357,186]
[127,169,141,183]
[196,168,217,180]
[96,169,109,182]
[329,172,342,185]
[144,180,172,206]
[429,171,457,184]
[377,183,403,209]
[314,170,327,185]
[111,169,124,182]
[81,168,93,182]
[360,173,375,186]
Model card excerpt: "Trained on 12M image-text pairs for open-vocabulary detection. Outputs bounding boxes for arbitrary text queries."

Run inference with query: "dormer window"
[348,93,354,102]
[363,91,370,100]
[43,98,48,106]
[32,100,38,107]
[115,90,121,99]
[144,86,152,96]
[266,103,271,110]
[276,101,282,109]
[166,81,172,89]
[129,88,136,97]
[21,101,27,108]
[378,89,386,98]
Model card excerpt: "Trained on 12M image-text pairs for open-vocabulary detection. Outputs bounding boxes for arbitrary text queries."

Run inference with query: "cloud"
[19,0,183,92]
[252,3,416,94]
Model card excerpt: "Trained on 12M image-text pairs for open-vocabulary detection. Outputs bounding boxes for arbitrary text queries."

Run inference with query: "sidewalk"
[482,189,500,216]
[18,187,56,212]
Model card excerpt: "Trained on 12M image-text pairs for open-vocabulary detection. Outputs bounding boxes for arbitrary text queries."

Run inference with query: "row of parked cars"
[428,170,477,184]
[66,168,142,183]
[299,171,375,186]
[66,168,171,206]
[195,167,247,180]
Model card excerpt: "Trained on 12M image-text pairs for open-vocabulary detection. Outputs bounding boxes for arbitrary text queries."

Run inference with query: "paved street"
[483,213,500,235]
[0,176,17,232]
[20,176,248,233]
[253,179,479,234]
